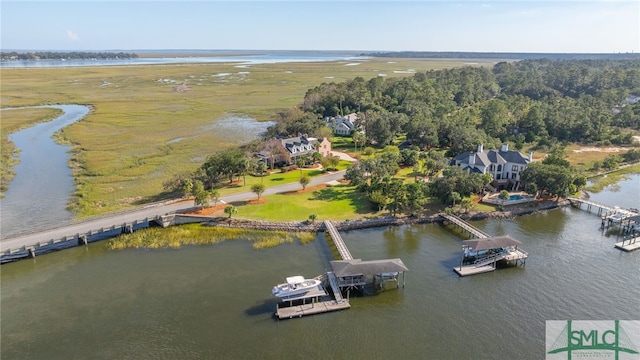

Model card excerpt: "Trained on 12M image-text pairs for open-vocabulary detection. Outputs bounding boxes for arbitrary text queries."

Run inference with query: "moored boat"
[271,276,321,298]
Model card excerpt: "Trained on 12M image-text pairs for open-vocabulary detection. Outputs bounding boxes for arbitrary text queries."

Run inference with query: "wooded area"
[270,59,640,155]
[257,58,640,211]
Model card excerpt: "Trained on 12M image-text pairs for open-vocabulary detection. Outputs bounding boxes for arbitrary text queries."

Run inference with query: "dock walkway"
[568,198,636,218]
[440,214,490,239]
[324,220,353,260]
[326,271,345,302]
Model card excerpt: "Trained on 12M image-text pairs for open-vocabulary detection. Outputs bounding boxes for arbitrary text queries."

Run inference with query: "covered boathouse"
[454,235,528,277]
[330,258,409,292]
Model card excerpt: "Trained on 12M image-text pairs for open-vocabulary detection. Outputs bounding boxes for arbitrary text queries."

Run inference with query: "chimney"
[528,151,533,162]
[501,143,509,152]
[477,144,483,153]
[469,153,475,166]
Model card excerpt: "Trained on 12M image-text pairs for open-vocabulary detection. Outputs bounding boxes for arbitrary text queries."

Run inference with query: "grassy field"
[222,183,377,222]
[1,58,494,216]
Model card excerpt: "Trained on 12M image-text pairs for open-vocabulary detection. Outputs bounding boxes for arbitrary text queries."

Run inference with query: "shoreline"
[0,199,571,264]
[199,199,571,233]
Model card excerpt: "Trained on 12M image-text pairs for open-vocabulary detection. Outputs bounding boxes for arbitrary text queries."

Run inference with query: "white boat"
[271,276,321,298]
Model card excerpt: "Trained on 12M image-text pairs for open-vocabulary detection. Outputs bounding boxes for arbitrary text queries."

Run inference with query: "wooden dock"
[275,299,351,319]
[440,214,490,239]
[275,272,350,319]
[454,264,497,276]
[615,237,640,252]
[440,216,528,277]
[324,220,353,260]
[568,198,637,218]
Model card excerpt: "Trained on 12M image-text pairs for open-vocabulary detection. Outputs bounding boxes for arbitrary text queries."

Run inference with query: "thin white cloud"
[67,30,79,41]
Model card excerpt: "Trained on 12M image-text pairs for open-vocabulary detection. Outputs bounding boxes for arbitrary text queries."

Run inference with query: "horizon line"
[1,49,637,55]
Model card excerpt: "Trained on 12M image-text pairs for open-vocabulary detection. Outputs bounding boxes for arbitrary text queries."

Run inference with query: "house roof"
[330,258,409,277]
[281,136,316,155]
[327,117,355,131]
[451,148,529,167]
[463,236,522,251]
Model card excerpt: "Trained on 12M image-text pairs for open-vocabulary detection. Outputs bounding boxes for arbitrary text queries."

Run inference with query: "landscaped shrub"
[280,164,298,173]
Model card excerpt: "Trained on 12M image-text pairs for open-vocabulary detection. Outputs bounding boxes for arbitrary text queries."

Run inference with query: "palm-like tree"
[224,205,238,218]
[256,161,267,184]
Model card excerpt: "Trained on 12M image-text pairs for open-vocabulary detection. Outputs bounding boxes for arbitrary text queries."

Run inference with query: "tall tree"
[299,174,311,190]
[251,183,266,201]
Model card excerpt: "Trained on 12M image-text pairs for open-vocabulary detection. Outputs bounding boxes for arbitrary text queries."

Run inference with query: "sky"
[1,1,639,53]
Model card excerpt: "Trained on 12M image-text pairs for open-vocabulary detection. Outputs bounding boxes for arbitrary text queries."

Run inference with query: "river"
[0,51,365,68]
[0,105,90,238]
[1,175,638,359]
[0,107,274,239]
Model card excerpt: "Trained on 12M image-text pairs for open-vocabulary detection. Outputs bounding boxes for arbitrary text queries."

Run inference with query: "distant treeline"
[361,51,640,61]
[264,58,640,156]
[0,51,139,61]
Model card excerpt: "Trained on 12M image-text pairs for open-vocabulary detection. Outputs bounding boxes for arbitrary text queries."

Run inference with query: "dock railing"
[473,253,505,267]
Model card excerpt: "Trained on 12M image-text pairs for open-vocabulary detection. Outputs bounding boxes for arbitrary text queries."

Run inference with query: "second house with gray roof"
[450,144,533,191]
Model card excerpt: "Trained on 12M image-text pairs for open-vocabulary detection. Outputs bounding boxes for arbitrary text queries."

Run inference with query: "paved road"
[0,170,346,252]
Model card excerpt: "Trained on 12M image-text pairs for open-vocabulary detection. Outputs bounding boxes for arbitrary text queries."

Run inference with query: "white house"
[325,113,357,136]
[450,144,533,190]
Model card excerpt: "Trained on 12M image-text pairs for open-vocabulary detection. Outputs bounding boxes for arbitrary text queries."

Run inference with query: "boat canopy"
[463,236,522,251]
[286,276,305,284]
[330,258,408,277]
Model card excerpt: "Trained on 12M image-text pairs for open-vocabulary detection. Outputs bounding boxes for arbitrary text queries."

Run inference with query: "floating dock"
[615,237,640,252]
[275,225,409,319]
[275,298,351,319]
[275,273,350,319]
[440,215,528,277]
[453,264,497,276]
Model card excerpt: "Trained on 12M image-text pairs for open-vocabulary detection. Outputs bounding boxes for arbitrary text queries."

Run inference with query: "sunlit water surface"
[1,176,638,359]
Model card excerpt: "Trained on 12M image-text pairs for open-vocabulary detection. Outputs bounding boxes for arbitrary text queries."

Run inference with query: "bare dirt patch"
[573,146,626,153]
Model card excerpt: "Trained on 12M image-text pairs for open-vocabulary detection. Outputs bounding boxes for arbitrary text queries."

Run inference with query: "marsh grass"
[108,224,317,250]
[585,164,640,192]
[1,58,492,215]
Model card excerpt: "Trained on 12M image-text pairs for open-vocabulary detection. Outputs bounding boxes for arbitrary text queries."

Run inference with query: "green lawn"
[231,183,378,222]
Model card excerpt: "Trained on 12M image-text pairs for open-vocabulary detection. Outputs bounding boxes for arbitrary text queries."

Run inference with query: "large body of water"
[1,175,638,359]
[1,51,365,68]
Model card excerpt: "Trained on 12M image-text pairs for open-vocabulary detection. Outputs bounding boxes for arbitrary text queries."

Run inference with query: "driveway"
[330,151,358,162]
